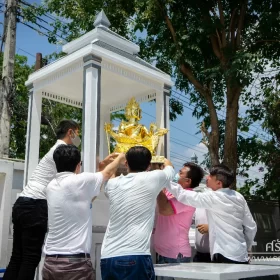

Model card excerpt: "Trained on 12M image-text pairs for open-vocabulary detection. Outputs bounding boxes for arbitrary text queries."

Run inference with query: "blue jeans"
[158,253,191,280]
[100,255,155,280]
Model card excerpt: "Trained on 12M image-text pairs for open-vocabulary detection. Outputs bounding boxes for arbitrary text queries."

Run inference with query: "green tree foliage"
[21,0,280,187]
[0,53,83,159]
[0,54,32,159]
[239,87,280,199]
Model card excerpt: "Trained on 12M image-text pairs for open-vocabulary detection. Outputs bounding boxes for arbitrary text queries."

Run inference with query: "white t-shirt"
[44,171,103,255]
[101,166,175,259]
[20,140,66,200]
[167,182,257,262]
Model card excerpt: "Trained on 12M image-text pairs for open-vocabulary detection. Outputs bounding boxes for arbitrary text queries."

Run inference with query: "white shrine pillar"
[156,84,171,158]
[82,54,102,172]
[23,85,42,186]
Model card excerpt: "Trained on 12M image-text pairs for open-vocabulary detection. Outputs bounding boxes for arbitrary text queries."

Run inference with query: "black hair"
[126,146,152,172]
[53,144,81,173]
[183,162,204,188]
[209,164,234,188]
[56,120,79,139]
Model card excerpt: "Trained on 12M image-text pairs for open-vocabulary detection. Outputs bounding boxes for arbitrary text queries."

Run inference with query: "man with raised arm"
[42,145,125,280]
[167,164,257,264]
[100,146,175,280]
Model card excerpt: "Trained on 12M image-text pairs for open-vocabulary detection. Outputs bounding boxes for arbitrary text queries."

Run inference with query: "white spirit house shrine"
[23,10,172,279]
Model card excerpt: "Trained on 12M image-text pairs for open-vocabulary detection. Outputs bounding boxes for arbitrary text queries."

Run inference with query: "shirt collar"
[125,173,138,178]
[216,187,230,192]
[56,139,67,145]
[55,172,74,179]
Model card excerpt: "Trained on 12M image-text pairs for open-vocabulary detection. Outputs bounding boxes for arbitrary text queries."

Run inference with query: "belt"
[46,253,90,259]
[18,197,36,202]
[17,197,46,202]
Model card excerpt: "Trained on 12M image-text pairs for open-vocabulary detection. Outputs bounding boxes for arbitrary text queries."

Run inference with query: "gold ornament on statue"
[104,97,168,163]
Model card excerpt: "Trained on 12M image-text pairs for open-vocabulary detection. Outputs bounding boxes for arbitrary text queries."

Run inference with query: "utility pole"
[0,0,17,158]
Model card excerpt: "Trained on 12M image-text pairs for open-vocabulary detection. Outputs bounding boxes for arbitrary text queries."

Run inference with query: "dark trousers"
[212,253,248,264]
[193,251,211,263]
[101,255,155,280]
[3,197,48,280]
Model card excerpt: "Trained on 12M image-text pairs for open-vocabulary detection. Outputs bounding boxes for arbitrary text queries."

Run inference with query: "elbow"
[101,171,111,181]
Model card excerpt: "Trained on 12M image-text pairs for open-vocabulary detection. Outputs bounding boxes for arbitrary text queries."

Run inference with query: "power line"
[142,110,262,176]
[171,89,269,141]
[19,20,52,39]
[172,88,272,141]
[17,47,35,57]
[18,14,66,41]
[170,139,206,154]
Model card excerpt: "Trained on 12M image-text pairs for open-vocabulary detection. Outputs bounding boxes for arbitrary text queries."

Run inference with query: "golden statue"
[104,97,168,162]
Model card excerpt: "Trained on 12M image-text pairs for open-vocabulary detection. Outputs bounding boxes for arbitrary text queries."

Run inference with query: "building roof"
[93,40,165,74]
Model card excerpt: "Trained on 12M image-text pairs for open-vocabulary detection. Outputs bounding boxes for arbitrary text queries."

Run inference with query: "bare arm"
[163,158,173,168]
[100,153,125,181]
[99,153,119,171]
[157,190,174,216]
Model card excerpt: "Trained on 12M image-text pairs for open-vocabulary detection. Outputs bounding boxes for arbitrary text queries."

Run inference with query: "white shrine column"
[82,54,102,172]
[156,84,171,158]
[23,85,42,186]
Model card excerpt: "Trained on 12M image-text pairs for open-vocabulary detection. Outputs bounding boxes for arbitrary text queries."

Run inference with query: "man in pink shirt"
[153,162,204,278]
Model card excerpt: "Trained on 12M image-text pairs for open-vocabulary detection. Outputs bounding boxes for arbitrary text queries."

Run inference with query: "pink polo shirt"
[153,189,195,258]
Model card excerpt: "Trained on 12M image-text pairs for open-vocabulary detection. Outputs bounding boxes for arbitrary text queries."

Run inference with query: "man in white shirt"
[100,146,175,280]
[4,120,81,280]
[167,164,257,264]
[42,144,125,280]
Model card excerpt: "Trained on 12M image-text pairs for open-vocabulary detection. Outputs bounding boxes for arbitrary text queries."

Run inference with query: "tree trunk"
[180,64,220,167]
[223,87,241,188]
[205,94,220,166]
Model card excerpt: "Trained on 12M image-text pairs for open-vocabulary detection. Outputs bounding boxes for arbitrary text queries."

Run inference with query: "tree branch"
[229,8,237,48]
[210,34,223,60]
[180,64,207,97]
[217,0,226,47]
[201,121,210,138]
[164,15,179,47]
[236,0,248,48]
[216,29,222,50]
[156,0,182,59]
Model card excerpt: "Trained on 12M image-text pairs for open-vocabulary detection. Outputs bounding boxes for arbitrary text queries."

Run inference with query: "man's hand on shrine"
[99,153,119,171]
[163,158,173,168]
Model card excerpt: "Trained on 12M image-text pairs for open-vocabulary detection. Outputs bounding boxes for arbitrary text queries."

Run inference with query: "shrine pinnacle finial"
[94,10,111,28]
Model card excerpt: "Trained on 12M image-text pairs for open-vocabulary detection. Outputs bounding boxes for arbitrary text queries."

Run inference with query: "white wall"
[0,160,24,268]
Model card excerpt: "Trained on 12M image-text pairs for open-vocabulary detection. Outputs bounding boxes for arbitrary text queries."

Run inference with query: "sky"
[2,0,266,188]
